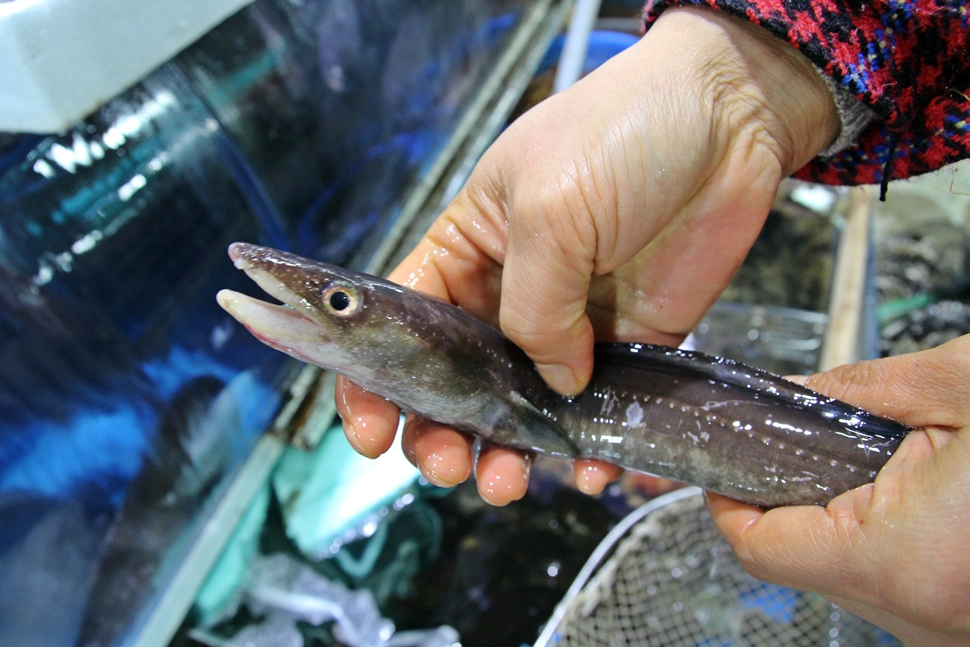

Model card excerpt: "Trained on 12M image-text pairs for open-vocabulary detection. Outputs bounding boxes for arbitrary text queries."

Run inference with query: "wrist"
[648,7,840,176]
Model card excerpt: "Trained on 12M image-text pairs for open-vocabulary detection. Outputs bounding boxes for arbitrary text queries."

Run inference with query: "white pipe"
[552,0,603,93]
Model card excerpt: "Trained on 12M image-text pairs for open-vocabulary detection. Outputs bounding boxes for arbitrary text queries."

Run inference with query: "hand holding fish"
[336,6,840,504]
[706,336,970,647]
[214,2,970,644]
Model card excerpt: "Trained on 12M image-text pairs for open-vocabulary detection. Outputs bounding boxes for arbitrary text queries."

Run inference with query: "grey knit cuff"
[814,64,875,157]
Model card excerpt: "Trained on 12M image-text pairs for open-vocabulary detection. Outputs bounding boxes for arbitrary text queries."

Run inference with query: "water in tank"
[0,0,526,645]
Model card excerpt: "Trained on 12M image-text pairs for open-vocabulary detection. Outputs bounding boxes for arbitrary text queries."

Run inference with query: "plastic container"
[0,0,251,132]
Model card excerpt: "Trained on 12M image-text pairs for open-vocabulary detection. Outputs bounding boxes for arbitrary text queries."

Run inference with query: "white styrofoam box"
[0,0,253,133]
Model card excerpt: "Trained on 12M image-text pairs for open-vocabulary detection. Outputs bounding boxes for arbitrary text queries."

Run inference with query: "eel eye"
[323,284,360,316]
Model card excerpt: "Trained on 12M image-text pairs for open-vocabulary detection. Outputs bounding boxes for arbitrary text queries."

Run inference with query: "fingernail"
[785,374,809,385]
[537,363,582,395]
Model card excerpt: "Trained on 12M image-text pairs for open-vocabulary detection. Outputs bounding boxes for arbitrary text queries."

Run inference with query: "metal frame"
[533,487,704,647]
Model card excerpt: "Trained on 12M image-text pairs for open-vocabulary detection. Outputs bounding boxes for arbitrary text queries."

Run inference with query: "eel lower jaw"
[216,289,333,367]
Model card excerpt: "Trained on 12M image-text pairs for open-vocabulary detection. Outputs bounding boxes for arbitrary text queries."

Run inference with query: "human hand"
[337,6,839,504]
[707,335,970,646]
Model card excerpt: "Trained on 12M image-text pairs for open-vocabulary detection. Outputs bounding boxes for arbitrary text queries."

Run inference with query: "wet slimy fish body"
[217,244,908,508]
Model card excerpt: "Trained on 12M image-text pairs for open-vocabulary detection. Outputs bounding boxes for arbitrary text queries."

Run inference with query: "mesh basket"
[535,488,900,647]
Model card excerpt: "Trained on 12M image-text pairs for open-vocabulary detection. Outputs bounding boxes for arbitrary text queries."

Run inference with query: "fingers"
[336,185,509,476]
[573,459,624,495]
[389,189,506,326]
[475,444,532,505]
[489,190,597,396]
[400,416,474,488]
[706,340,970,640]
[500,192,598,395]
[704,487,883,601]
[798,335,970,429]
[703,492,764,545]
[707,417,970,619]
[335,185,542,501]
[400,416,532,505]
[336,375,399,459]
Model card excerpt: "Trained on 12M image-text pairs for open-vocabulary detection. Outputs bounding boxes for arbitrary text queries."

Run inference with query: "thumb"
[709,335,970,600]
[499,204,597,396]
[704,487,884,601]
[798,335,970,430]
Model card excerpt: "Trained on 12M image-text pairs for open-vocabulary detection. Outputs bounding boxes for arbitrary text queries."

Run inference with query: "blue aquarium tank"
[0,1,526,645]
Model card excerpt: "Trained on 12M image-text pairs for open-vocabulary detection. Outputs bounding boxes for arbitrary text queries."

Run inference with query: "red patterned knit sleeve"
[644,0,970,187]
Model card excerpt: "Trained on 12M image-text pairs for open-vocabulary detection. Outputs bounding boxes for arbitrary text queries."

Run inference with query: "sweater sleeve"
[643,0,970,187]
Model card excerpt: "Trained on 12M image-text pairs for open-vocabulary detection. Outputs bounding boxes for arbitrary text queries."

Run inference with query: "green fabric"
[272,423,419,558]
[194,484,270,625]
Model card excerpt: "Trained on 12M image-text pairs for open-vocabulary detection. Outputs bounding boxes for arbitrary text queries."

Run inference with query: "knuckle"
[804,359,885,407]
[500,307,568,361]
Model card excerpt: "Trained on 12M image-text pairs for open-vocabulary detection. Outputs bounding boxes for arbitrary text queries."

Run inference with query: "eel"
[217,243,908,508]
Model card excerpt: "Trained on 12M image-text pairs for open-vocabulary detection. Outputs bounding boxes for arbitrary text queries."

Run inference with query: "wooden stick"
[819,186,873,371]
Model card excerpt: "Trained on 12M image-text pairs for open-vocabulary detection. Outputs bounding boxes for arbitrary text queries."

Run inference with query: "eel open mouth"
[217,248,331,364]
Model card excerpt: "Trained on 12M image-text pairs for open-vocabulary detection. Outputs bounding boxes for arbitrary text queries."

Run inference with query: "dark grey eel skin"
[217,243,909,508]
